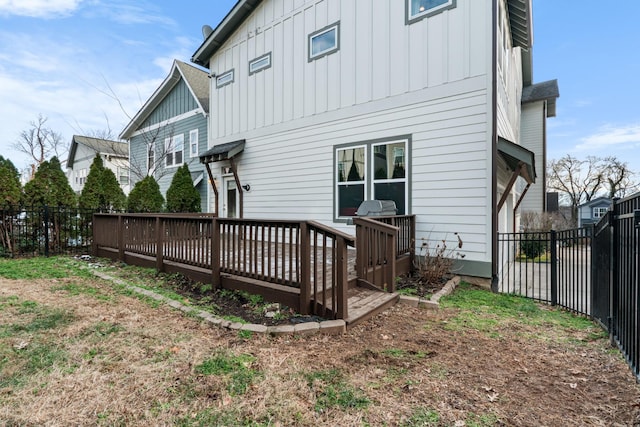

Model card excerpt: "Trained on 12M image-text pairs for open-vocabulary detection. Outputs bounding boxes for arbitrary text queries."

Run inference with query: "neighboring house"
[578,197,612,228]
[518,79,559,214]
[120,60,210,212]
[190,0,558,281]
[66,135,130,194]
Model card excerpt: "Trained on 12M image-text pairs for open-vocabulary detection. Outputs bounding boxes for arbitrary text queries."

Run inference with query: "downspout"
[491,0,499,292]
[542,102,548,211]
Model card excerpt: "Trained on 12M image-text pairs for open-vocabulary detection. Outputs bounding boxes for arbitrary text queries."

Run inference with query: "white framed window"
[308,22,340,62]
[335,137,410,220]
[189,129,199,158]
[165,134,184,168]
[249,52,272,75]
[593,207,608,218]
[406,0,456,24]
[216,69,234,88]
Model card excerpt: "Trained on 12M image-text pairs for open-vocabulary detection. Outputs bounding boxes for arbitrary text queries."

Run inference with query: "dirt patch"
[1,274,639,426]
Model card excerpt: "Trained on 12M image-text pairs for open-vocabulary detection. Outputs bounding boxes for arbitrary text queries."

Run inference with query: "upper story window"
[249,52,272,75]
[308,22,340,62]
[147,143,155,173]
[189,129,199,157]
[406,0,456,24]
[165,134,184,168]
[593,207,608,219]
[216,69,234,88]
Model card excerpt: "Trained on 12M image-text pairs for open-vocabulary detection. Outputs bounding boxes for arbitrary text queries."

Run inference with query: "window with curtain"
[335,138,409,219]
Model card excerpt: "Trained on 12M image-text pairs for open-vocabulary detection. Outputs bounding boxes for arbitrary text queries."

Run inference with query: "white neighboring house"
[66,135,130,195]
[191,0,558,282]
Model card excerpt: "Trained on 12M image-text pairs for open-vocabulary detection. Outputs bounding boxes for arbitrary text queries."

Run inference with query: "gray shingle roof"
[175,60,210,114]
[67,135,128,168]
[522,79,559,117]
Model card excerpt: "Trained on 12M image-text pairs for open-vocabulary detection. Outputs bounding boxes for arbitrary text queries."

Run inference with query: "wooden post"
[91,213,98,256]
[387,229,397,293]
[211,217,221,287]
[299,222,310,315]
[117,215,124,262]
[409,215,416,273]
[205,163,219,217]
[336,237,349,319]
[156,216,164,273]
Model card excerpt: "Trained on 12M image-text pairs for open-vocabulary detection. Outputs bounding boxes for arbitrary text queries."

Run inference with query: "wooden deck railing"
[92,214,362,320]
[353,218,398,292]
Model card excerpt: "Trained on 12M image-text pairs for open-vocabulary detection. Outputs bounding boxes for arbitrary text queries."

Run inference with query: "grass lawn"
[0,256,638,426]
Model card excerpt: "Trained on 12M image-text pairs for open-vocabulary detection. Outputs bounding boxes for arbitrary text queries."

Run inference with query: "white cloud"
[0,0,82,18]
[577,124,640,151]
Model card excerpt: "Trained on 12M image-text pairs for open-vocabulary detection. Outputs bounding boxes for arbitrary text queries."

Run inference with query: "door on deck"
[223,176,239,218]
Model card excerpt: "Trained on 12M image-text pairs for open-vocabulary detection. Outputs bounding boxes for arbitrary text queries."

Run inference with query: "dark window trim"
[215,69,235,89]
[308,21,340,62]
[333,134,412,223]
[249,52,272,75]
[405,0,456,25]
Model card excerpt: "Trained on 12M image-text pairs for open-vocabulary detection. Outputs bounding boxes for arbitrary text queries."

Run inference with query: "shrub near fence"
[0,205,96,257]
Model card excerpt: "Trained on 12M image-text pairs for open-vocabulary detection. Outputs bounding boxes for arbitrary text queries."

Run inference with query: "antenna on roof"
[202,25,213,39]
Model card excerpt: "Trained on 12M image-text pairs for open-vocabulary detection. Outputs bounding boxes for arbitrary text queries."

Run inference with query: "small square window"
[216,69,234,88]
[308,22,340,62]
[249,52,272,75]
[406,0,455,24]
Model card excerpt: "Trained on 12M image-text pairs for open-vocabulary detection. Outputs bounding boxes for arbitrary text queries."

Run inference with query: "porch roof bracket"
[204,163,219,217]
[497,137,536,185]
[497,162,524,212]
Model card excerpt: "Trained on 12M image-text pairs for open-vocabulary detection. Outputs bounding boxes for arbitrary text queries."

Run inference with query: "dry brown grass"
[1,266,639,426]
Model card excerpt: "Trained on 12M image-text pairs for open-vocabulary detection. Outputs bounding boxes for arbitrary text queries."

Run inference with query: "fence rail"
[0,205,96,257]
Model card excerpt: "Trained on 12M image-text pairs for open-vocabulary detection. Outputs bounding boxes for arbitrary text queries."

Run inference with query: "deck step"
[344,288,399,328]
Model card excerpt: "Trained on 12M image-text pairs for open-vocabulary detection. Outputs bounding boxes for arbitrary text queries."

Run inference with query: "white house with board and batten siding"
[191,0,558,283]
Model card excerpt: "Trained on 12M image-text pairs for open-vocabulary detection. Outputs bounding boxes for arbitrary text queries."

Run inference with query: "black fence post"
[611,198,619,343]
[550,229,557,306]
[43,205,50,257]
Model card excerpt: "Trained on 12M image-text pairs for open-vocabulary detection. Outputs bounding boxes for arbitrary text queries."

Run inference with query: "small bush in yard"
[414,233,465,286]
[519,233,548,259]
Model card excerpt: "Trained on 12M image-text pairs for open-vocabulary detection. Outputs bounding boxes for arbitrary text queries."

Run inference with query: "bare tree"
[602,156,638,199]
[12,114,66,179]
[547,155,638,221]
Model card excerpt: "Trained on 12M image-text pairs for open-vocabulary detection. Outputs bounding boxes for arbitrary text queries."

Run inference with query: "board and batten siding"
[208,0,489,140]
[231,79,492,267]
[518,102,545,213]
[129,113,209,212]
[143,79,201,128]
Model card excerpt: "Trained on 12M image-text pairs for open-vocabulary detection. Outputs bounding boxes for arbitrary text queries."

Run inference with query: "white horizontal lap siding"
[519,103,544,213]
[209,0,489,140]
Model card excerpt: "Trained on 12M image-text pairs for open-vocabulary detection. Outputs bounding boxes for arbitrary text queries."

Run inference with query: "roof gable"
[119,60,209,139]
[578,197,612,209]
[67,135,128,168]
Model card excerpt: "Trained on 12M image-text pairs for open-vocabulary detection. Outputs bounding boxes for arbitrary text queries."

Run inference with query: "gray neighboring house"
[578,197,612,228]
[66,135,130,195]
[120,59,210,211]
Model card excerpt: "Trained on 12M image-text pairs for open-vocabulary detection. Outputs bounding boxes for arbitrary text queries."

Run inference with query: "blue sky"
[0,0,639,176]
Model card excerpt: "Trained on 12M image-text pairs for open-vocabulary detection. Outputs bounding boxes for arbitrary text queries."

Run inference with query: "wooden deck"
[93,214,415,329]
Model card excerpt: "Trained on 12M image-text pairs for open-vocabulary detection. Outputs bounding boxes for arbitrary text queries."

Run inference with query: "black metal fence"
[500,192,640,379]
[595,194,640,378]
[497,228,591,315]
[0,205,96,257]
